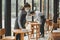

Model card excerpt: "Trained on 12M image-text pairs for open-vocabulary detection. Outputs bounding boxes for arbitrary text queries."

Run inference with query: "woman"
[15,3,31,40]
[18,3,31,29]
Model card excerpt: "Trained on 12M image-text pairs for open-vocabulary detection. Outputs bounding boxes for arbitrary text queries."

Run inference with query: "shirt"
[35,11,42,24]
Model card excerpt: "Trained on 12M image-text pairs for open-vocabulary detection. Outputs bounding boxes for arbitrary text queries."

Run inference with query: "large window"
[2,0,5,28]
[34,0,40,11]
[18,0,24,11]
[43,0,54,19]
[49,0,54,20]
[43,0,47,18]
[11,0,16,36]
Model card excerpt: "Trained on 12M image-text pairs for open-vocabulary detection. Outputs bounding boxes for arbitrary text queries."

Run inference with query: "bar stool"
[30,23,40,40]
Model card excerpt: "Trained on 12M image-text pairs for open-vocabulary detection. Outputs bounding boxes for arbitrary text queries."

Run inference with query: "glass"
[44,0,54,19]
[2,0,5,28]
[34,0,40,11]
[11,0,24,36]
[11,0,16,36]
[49,0,54,20]
[43,0,47,18]
[18,0,24,11]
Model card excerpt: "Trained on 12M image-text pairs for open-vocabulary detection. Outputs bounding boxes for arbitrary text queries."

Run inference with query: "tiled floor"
[24,33,50,40]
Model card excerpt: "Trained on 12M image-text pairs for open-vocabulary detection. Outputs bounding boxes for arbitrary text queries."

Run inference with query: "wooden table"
[51,30,60,40]
[13,29,31,40]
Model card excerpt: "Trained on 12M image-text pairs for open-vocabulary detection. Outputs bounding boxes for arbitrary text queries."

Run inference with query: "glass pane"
[49,0,54,20]
[18,0,24,10]
[34,0,40,11]
[11,0,16,36]
[42,0,48,18]
[43,0,47,18]
[18,0,24,16]
[2,0,5,28]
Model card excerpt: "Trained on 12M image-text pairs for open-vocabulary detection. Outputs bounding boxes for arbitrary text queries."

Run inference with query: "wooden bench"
[13,29,32,40]
[0,29,15,40]
[49,30,60,40]
[52,30,60,40]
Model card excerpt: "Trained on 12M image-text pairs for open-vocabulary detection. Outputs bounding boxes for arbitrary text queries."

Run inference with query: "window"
[34,0,40,11]
[11,0,24,36]
[49,0,54,20]
[11,0,16,36]
[2,0,5,28]
[18,0,24,10]
[43,0,54,19]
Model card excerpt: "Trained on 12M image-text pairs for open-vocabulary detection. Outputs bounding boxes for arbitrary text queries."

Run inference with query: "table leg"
[15,33,17,40]
[20,33,24,40]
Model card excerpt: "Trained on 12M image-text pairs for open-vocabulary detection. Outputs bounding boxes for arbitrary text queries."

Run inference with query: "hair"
[24,3,31,8]
[41,15,45,18]
[22,3,31,10]
[30,10,35,14]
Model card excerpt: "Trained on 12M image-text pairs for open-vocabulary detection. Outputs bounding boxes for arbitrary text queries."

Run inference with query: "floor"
[2,18,50,40]
[24,33,50,40]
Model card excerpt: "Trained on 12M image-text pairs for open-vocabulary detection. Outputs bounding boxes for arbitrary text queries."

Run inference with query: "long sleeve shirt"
[18,10,27,29]
[35,11,42,24]
[18,10,22,29]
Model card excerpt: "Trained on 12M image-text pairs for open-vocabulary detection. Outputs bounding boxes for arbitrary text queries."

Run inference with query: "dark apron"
[14,10,27,29]
[40,15,46,37]
[14,10,27,40]
[20,13,27,29]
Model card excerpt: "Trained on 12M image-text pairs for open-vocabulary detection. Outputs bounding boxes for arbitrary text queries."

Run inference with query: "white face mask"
[25,8,30,12]
[25,9,29,12]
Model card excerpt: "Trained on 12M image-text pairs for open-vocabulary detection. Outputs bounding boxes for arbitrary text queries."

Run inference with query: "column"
[0,0,2,28]
[32,0,34,21]
[16,0,18,17]
[5,0,11,36]
[47,0,49,19]
[24,0,26,4]
[40,0,42,12]
[53,0,59,23]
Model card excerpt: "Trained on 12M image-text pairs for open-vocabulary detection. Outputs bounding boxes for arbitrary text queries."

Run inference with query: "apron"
[14,10,27,29]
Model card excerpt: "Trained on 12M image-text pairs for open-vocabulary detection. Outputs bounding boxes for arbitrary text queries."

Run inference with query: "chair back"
[0,29,6,36]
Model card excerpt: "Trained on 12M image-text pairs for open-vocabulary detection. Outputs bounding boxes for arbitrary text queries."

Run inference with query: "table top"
[13,29,31,34]
[52,30,60,33]
[27,21,37,23]
[30,22,40,26]
[31,22,40,24]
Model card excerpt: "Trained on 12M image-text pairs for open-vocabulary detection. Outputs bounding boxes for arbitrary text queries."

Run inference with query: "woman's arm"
[18,11,22,29]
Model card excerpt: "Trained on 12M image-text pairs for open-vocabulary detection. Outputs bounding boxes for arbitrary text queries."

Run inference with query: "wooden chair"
[0,29,15,40]
[53,23,59,30]
[30,23,40,40]
[0,29,6,40]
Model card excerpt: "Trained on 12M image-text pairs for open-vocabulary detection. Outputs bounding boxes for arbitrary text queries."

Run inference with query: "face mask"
[25,9,29,12]
[25,8,30,12]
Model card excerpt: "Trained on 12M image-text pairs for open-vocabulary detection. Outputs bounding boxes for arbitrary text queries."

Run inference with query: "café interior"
[0,0,60,40]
